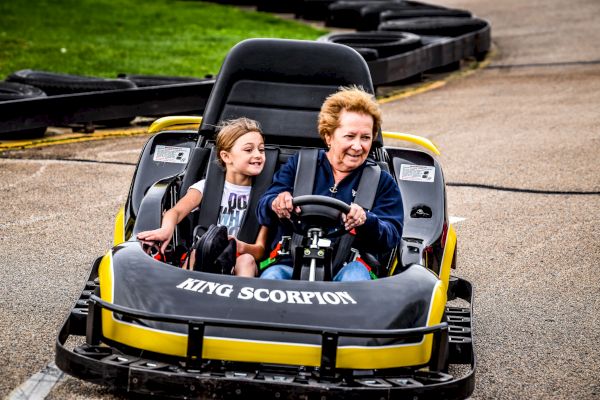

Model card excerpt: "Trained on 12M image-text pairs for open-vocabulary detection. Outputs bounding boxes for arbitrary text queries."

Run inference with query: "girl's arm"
[235,225,269,261]
[137,189,203,253]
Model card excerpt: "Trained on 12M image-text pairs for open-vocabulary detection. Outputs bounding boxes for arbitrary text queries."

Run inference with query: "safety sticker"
[153,145,190,164]
[399,164,435,182]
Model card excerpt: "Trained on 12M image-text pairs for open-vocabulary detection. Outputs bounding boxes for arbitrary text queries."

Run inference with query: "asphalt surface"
[1,0,599,399]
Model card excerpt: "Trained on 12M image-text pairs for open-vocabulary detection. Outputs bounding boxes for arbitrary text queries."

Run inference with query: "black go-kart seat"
[197,38,383,149]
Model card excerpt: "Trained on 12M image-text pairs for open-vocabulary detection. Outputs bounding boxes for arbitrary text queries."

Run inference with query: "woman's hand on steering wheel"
[271,191,300,219]
[343,203,367,231]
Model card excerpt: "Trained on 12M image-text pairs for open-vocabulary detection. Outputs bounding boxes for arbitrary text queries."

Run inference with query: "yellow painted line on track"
[377,49,495,105]
[378,80,447,104]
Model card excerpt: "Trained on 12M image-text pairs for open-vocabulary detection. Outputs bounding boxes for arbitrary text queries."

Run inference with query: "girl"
[137,117,268,277]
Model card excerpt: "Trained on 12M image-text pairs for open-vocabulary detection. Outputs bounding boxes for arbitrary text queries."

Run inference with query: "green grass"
[0,0,328,79]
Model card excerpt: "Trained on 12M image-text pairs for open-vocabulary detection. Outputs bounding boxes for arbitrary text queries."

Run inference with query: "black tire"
[320,31,422,59]
[380,8,472,23]
[117,73,212,88]
[6,69,137,96]
[352,1,450,31]
[0,81,47,101]
[379,17,488,37]
[326,0,448,30]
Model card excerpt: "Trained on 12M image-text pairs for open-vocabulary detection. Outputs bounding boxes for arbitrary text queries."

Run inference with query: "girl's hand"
[343,203,367,231]
[271,191,299,219]
[230,236,245,254]
[137,227,173,253]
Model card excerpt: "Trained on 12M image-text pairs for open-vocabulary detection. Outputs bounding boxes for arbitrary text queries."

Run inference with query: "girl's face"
[325,110,373,173]
[220,131,265,178]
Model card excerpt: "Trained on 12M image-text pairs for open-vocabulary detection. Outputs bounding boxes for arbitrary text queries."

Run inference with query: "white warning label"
[153,145,190,164]
[399,164,435,182]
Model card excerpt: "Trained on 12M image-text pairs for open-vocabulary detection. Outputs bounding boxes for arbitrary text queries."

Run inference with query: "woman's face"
[325,110,374,173]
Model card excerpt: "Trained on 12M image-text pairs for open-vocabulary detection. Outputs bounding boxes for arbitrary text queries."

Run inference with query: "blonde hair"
[318,86,382,142]
[215,117,263,167]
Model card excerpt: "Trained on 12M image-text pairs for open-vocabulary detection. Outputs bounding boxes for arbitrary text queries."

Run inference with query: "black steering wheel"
[286,195,351,238]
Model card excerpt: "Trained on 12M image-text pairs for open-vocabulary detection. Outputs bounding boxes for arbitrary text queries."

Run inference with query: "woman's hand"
[271,191,299,219]
[343,203,367,231]
[137,227,173,254]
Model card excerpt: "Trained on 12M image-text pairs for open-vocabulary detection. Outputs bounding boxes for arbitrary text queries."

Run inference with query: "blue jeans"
[260,261,371,281]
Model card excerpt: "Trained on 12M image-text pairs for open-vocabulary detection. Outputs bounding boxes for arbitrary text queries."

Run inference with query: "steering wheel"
[286,195,351,238]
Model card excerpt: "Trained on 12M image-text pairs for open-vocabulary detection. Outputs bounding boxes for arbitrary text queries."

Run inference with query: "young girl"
[137,117,268,277]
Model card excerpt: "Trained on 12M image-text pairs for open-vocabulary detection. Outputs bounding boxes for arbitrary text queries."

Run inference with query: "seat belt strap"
[332,161,382,276]
[237,147,280,243]
[293,148,319,196]
[354,162,381,210]
[196,148,225,232]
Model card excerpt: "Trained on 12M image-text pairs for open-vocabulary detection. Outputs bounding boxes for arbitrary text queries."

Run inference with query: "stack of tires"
[0,70,209,138]
[205,0,491,85]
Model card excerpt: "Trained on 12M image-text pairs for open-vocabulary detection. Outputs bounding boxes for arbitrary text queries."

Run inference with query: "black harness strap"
[332,162,381,276]
[354,162,381,210]
[180,147,211,197]
[195,148,225,235]
[237,147,280,243]
[293,148,319,196]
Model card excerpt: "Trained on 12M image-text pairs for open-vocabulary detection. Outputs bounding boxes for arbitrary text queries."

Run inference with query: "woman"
[137,117,269,277]
[257,86,404,281]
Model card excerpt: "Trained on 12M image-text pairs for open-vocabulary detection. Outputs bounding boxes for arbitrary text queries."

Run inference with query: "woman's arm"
[256,152,299,226]
[236,225,269,260]
[137,188,203,253]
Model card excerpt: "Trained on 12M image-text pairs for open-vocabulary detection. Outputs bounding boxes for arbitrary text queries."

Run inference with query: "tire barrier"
[116,73,213,88]
[0,79,214,136]
[320,31,422,59]
[0,82,48,139]
[326,0,448,30]
[379,8,472,24]
[7,69,137,96]
[0,0,490,137]
[379,16,489,37]
[0,81,47,101]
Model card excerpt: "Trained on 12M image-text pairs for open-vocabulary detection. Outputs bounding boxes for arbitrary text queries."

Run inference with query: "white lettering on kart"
[176,278,357,305]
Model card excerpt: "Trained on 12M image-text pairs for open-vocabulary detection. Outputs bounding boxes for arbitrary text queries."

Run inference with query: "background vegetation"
[0,0,327,79]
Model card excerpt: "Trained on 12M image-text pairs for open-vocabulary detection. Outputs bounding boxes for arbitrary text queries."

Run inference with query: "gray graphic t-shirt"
[189,179,252,237]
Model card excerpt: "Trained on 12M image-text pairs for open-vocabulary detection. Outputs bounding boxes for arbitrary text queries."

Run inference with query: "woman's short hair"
[215,117,263,167]
[318,86,382,142]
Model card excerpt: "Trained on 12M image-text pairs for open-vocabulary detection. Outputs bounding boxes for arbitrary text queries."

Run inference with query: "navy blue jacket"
[257,150,404,256]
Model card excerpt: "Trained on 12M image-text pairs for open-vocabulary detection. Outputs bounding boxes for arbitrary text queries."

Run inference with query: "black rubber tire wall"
[379,17,489,37]
[363,6,471,30]
[117,73,211,88]
[0,81,47,101]
[7,69,137,96]
[320,31,422,59]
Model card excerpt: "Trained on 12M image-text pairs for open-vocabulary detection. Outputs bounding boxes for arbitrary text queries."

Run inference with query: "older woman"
[257,86,404,281]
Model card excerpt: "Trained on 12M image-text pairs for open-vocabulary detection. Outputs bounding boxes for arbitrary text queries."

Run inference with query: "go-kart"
[55,38,475,399]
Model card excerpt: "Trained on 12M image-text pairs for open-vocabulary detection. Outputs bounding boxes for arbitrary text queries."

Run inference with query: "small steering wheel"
[286,195,351,238]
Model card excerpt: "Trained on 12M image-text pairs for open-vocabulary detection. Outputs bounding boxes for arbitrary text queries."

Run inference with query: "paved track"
[1,0,599,398]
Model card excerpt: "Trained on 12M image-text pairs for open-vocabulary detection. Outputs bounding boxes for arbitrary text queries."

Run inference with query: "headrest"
[199,38,382,148]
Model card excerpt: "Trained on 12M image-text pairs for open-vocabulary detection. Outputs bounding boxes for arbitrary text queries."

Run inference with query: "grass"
[0,0,328,79]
